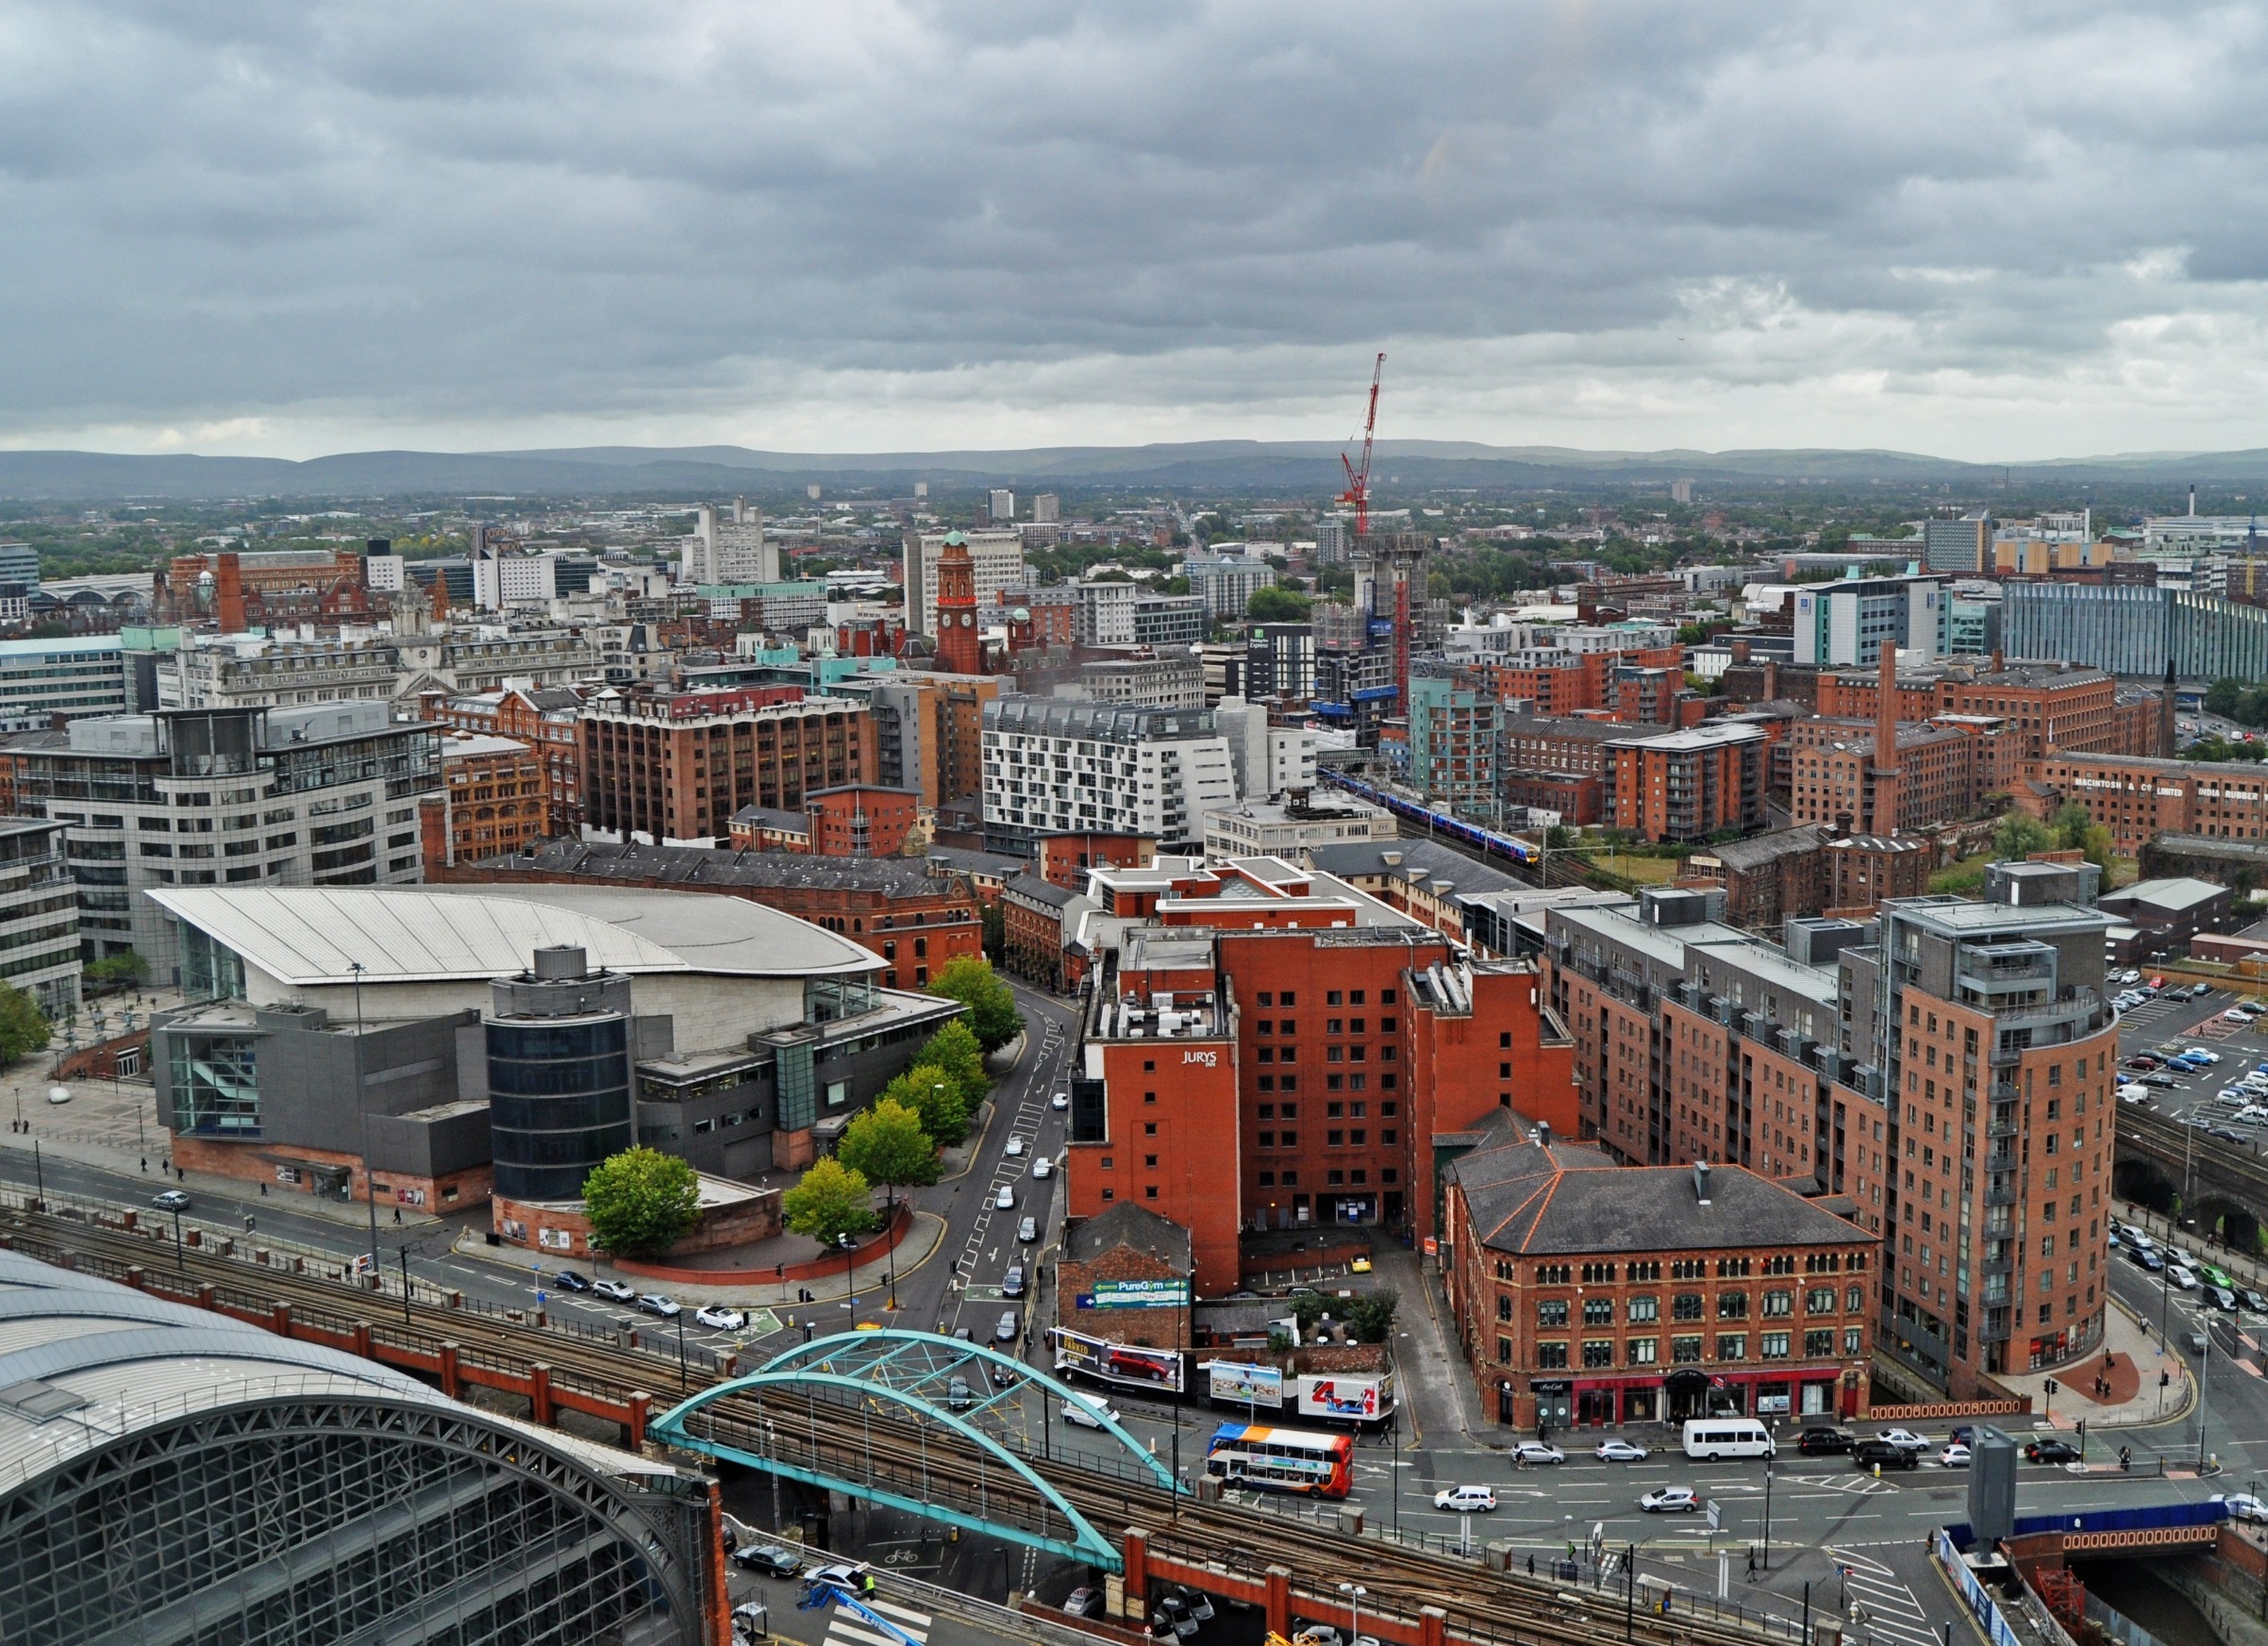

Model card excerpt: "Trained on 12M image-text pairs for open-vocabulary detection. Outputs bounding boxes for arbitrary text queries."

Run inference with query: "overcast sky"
[6,1,2268,461]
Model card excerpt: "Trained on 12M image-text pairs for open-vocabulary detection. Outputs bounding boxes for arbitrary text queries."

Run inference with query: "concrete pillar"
[530,1363,555,1426]
[1420,1604,1446,1646]
[196,1284,215,1311]
[1124,1530,1148,1621]
[1266,1566,1292,1638]
[440,1341,461,1399]
[627,1392,651,1451]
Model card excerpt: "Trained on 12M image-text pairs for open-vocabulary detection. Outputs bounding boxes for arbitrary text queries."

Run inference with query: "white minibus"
[1681,1418,1776,1460]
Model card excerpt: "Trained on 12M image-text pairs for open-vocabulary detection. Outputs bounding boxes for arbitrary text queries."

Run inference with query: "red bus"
[1203,1422,1354,1498]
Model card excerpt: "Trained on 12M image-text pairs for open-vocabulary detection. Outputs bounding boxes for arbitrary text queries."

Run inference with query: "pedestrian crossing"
[821,1595,930,1646]
[1828,1547,1938,1646]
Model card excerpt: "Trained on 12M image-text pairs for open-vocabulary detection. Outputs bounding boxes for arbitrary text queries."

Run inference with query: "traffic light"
[2044,1377,2059,1394]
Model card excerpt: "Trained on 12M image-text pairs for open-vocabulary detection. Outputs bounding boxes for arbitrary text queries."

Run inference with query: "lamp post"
[171,1203,185,1274]
[1760,1457,1774,1571]
[841,1231,858,1322]
[676,1305,689,1394]
[349,960,377,1289]
[2197,1324,2213,1471]
[1340,1583,1366,1645]
[31,1139,44,1210]
[397,1245,413,1328]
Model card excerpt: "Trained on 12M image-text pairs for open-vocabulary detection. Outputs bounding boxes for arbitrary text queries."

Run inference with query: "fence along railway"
[1,1195,1798,1646]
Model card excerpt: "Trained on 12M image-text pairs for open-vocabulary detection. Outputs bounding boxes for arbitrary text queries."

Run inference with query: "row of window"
[1509,1253,1866,1286]
[1521,1286,1863,1326]
[1252,988,1399,1008]
[1521,1327,1863,1368]
[1255,1128,1397,1149]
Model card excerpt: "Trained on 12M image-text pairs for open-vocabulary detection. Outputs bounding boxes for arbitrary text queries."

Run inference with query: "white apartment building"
[683,499,776,586]
[160,630,604,710]
[1075,578,1139,645]
[1214,697,1318,799]
[0,637,128,731]
[980,697,1236,854]
[1183,555,1278,619]
[1032,494,1061,524]
[902,530,1027,637]
[989,489,1016,522]
[1201,794,1397,861]
[8,703,441,980]
[473,547,558,610]
[0,818,82,1016]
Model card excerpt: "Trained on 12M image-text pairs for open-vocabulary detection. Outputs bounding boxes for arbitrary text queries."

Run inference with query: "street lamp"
[349,960,378,1290]
[840,1231,858,1322]
[1760,1458,1774,1572]
[1340,1583,1366,1645]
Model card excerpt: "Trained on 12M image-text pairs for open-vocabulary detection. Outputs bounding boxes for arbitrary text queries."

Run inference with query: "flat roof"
[150,884,881,987]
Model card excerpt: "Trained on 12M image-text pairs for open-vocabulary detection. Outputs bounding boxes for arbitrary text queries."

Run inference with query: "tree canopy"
[0,985,49,1065]
[836,1097,941,1206]
[782,1157,880,1250]
[927,955,1022,1052]
[579,1147,702,1258]
[1245,585,1311,623]
[1993,810,2055,861]
[2049,801,2114,873]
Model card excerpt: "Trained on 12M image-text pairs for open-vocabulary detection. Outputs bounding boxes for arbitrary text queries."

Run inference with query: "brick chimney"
[1869,640,1902,835]
[215,552,247,635]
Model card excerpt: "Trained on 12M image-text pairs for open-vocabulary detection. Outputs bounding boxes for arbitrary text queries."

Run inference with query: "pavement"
[1993,1296,2194,1432]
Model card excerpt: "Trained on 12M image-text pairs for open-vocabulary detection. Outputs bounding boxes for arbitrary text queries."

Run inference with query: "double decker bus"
[1202,1422,1355,1498]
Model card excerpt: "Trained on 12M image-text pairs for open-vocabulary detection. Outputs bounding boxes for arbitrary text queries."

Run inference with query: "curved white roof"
[149,884,882,986]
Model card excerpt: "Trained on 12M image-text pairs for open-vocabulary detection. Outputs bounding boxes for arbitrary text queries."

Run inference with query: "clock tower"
[933,529,983,675]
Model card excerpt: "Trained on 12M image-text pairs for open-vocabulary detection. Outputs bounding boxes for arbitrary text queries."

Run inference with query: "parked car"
[1002,1264,1026,1298]
[730,1543,804,1577]
[695,1305,746,1331]
[1640,1486,1700,1513]
[993,1185,1015,1210]
[593,1278,636,1302]
[636,1293,681,1318]
[1063,1586,1102,1618]
[1876,1428,1930,1451]
[1595,1438,1651,1462]
[1795,1427,1856,1456]
[1855,1440,1921,1471]
[552,1270,592,1291]
[1005,1135,1026,1157]
[2142,1073,2178,1089]
[1176,1588,1215,1623]
[2218,1494,2268,1524]
[151,1189,191,1213]
[1511,1441,1565,1466]
[1051,1090,1070,1110]
[1434,1484,1499,1512]
[1062,1393,1119,1428]
[2026,1438,2082,1464]
[1151,1596,1197,1640]
[2194,983,2214,998]
[1031,1156,1053,1179]
[1940,1443,1973,1468]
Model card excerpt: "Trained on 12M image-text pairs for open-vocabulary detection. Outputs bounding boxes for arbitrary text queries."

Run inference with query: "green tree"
[1345,1290,1400,1344]
[2050,801,2115,873]
[2206,677,2244,719]
[1245,585,1312,623]
[0,984,49,1064]
[927,956,1022,1052]
[782,1156,880,1250]
[1291,1293,1327,1335]
[579,1147,702,1258]
[84,950,151,990]
[1993,810,2055,861]
[917,1018,990,1110]
[836,1097,941,1210]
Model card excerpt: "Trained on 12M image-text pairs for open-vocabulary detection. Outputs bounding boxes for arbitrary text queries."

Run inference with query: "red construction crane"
[1339,352,1385,537]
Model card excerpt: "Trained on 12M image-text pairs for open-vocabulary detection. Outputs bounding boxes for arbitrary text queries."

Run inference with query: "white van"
[1682,1418,1776,1461]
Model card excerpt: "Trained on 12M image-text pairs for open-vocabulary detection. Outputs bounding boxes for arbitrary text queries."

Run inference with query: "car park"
[1017,1215,1039,1242]
[2026,1438,2082,1464]
[1940,1443,1972,1468]
[731,1542,804,1577]
[2122,969,2143,984]
[151,1189,191,1213]
[1434,1485,1498,1511]
[2142,1073,2178,1089]
[1855,1440,1920,1470]
[1595,1439,1650,1461]
[1640,1487,1700,1513]
[593,1278,636,1301]
[1512,1441,1566,1466]
[637,1293,681,1318]
[2224,1009,2251,1024]
[1795,1427,1855,1455]
[2194,983,2214,998]
[695,1305,745,1331]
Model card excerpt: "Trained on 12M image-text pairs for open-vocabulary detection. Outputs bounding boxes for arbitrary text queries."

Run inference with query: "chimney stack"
[2162,657,2178,757]
[215,552,247,635]
[1693,1160,1712,1205]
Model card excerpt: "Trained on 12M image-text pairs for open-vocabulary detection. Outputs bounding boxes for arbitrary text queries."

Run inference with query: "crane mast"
[1339,352,1385,536]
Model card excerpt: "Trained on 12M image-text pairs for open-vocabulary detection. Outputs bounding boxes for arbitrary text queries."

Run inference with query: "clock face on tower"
[960,612,974,625]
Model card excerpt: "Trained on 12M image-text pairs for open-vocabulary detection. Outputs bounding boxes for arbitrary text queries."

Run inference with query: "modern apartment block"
[2005,582,2268,682]
[5,703,439,979]
[579,688,876,844]
[1604,723,1767,842]
[981,697,1236,855]
[1183,554,1278,619]
[1790,576,1946,667]
[1544,861,2117,1400]
[0,818,82,1015]
[0,636,128,731]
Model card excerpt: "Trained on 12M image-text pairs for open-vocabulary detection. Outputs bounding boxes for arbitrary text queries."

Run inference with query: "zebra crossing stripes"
[822,1595,930,1646]
[1827,1547,1939,1646]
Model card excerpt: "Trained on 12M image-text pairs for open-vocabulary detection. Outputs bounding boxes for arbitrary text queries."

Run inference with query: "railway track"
[7,1205,1784,1646]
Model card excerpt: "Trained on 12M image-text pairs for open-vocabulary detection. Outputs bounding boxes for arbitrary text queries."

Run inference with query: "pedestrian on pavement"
[140,1157,146,1173]
[392,1207,402,1224]
[259,1183,267,1197]
[1527,1555,1536,1577]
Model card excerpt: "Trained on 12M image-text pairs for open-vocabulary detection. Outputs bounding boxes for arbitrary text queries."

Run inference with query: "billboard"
[1051,1327,1185,1393]
[1295,1372,1393,1422]
[1080,1278,1191,1310]
[1205,1361,1285,1408]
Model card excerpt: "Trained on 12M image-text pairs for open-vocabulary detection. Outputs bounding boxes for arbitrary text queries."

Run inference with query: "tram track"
[7,1205,1777,1646]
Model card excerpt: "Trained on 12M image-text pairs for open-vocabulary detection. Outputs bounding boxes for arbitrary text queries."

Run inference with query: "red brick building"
[1443,1130,1875,1428]
[580,687,876,843]
[1037,832,1156,891]
[1823,834,1932,916]
[1605,724,1767,842]
[419,684,589,838]
[807,786,923,858]
[2025,752,2268,856]
[1677,826,1826,930]
[1815,660,2157,764]
[1471,644,1686,717]
[434,838,982,991]
[419,733,548,874]
[1003,872,1087,991]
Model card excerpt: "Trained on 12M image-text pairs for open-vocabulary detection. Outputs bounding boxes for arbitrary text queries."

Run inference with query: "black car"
[553,1270,592,1292]
[1855,1440,1921,1471]
[2239,1288,2268,1314]
[2026,1438,2082,1464]
[730,1543,804,1578]
[1795,1427,1856,1455]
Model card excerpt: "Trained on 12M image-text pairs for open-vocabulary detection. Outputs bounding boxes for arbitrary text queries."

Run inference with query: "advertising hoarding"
[1295,1372,1393,1422]
[1204,1361,1285,1408]
[1050,1326,1185,1393]
[1080,1278,1191,1310]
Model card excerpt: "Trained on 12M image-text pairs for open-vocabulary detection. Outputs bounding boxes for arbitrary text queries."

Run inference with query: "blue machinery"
[654,1329,1182,1571]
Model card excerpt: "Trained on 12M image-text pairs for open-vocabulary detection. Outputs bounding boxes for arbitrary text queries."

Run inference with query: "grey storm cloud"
[5,0,2268,454]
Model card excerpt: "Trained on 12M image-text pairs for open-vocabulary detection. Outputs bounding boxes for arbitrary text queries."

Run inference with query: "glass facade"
[170,1033,260,1136]
[487,1014,632,1201]
[2005,582,2268,680]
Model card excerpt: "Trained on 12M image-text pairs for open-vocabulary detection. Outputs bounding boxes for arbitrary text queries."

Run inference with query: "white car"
[695,1305,746,1331]
[993,1185,1015,1209]
[1005,1135,1026,1157]
[1031,1155,1054,1179]
[2169,1247,2201,1270]
[2225,1009,2252,1024]
[1876,1428,1929,1451]
[1061,1394,1119,1428]
[2169,1266,2201,1292]
[1595,1438,1650,1462]
[1940,1443,1973,1468]
[1434,1485,1497,1512]
[1640,1487,1699,1513]
[1510,1441,1564,1466]
[2188,1048,2223,1063]
[1051,1090,1069,1110]
[2218,1493,2268,1523]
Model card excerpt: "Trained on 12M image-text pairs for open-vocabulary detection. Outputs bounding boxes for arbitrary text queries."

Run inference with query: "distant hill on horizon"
[6,439,2268,500]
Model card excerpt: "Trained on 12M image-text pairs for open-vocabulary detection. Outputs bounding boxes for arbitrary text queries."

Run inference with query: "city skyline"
[6,3,2268,460]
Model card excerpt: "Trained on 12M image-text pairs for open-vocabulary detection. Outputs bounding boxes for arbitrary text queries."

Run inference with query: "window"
[1716,1334,1746,1361]
[1843,1327,1863,1355]
[1717,1291,1748,1320]
[1671,1258,1705,1280]
[1537,1299,1570,1327]
[1628,1260,1661,1281]
[1496,1295,1512,1322]
[1807,1288,1838,1315]
[1326,990,1342,1006]
[1846,1285,1865,1312]
[1535,1263,1571,1284]
[1580,1262,1616,1284]
[1760,1332,1791,1360]
[1626,1295,1659,1323]
[1582,1298,1613,1325]
[1628,1338,1658,1365]
[1497,1336,1512,1364]
[1672,1336,1703,1363]
[1581,1340,1614,1369]
[1535,1341,1569,1370]
[1806,1330,1836,1356]
[1673,1293,1705,1321]
[1762,1290,1793,1318]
